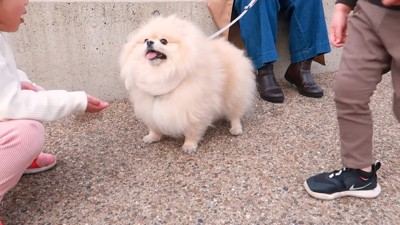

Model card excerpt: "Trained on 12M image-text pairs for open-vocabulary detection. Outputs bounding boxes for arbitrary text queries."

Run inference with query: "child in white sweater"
[0,0,109,218]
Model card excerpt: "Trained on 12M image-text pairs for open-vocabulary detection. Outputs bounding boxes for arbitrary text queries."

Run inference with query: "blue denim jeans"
[234,0,331,69]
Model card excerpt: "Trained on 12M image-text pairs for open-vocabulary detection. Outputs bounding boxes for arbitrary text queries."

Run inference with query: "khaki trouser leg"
[335,1,399,169]
[388,21,400,123]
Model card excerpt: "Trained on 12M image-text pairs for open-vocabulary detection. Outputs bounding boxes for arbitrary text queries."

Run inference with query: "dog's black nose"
[146,40,154,47]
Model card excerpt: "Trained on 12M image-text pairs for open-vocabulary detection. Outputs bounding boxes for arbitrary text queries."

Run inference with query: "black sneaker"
[304,161,381,200]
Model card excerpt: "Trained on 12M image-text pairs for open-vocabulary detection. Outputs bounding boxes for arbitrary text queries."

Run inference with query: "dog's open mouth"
[146,50,167,60]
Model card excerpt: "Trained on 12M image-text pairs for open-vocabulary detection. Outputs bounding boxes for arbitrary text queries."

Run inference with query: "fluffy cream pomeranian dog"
[119,15,256,153]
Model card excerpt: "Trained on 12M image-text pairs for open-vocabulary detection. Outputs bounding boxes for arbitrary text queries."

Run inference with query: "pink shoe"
[24,153,57,174]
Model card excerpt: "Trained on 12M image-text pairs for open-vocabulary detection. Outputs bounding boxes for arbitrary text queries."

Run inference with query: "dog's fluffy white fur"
[120,15,256,153]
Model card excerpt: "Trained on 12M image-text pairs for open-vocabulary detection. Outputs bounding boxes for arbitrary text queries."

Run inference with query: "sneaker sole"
[303,181,381,200]
[23,158,57,175]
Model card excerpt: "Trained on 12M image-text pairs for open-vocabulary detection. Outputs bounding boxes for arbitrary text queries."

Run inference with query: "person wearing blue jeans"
[234,0,331,103]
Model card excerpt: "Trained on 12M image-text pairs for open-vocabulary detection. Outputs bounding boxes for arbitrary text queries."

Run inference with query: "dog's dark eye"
[160,39,168,45]
[144,39,148,43]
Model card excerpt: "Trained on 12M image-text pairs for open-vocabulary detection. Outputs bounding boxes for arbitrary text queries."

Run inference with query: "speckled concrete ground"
[1,72,400,224]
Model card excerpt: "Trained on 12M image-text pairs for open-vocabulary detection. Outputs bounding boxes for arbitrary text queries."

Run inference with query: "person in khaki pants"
[305,0,400,200]
[207,0,331,103]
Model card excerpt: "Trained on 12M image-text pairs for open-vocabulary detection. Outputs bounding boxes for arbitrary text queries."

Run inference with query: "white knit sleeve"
[0,55,88,122]
[16,69,30,82]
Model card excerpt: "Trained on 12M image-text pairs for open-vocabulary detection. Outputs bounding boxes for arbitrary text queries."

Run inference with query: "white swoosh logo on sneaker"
[349,182,372,191]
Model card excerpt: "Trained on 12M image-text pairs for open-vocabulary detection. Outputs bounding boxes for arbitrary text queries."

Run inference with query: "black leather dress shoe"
[284,59,323,98]
[256,63,284,103]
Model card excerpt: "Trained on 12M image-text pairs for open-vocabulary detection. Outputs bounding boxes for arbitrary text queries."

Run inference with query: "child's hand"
[20,81,41,91]
[382,0,400,6]
[85,94,109,113]
[330,4,352,48]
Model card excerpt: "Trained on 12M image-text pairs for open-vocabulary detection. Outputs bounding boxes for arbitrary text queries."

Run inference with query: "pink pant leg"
[0,120,45,202]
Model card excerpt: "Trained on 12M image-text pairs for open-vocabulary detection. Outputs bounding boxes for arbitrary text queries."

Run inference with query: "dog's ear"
[125,28,141,42]
[119,41,136,75]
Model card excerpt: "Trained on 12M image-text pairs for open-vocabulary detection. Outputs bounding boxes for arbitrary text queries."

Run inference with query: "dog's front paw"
[182,144,198,154]
[230,119,243,135]
[230,127,243,136]
[143,134,161,143]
